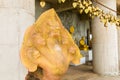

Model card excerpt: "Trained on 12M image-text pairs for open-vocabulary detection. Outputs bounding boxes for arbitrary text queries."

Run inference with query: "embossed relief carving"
[20,9,82,80]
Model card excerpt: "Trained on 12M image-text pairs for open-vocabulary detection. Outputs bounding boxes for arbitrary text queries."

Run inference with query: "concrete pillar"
[0,0,35,80]
[92,0,119,75]
[118,15,120,71]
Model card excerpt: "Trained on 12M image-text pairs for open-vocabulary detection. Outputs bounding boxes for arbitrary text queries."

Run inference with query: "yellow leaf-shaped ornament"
[40,1,46,8]
[111,16,116,22]
[88,6,92,12]
[104,22,108,27]
[100,18,107,23]
[88,0,92,5]
[116,21,120,26]
[83,0,86,5]
[70,26,75,34]
[79,4,85,9]
[79,9,83,14]
[84,1,89,7]
[61,0,65,3]
[92,6,96,11]
[84,8,89,14]
[72,2,78,8]
[93,12,99,16]
[115,19,120,26]
[89,14,92,17]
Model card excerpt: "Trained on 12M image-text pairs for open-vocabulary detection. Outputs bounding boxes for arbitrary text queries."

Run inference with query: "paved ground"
[62,65,120,80]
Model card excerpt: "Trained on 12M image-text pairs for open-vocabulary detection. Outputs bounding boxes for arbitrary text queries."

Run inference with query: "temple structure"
[0,0,120,80]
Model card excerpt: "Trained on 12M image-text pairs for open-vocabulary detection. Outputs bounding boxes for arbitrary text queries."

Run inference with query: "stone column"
[92,0,119,75]
[117,0,120,72]
[0,0,35,80]
[118,15,120,71]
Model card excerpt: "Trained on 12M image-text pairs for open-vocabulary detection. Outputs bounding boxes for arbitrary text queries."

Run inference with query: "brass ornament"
[40,0,46,8]
[58,0,66,3]
[72,2,78,8]
[72,0,120,27]
[61,0,66,3]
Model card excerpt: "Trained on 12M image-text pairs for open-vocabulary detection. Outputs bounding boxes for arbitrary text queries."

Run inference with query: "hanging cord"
[93,0,120,15]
